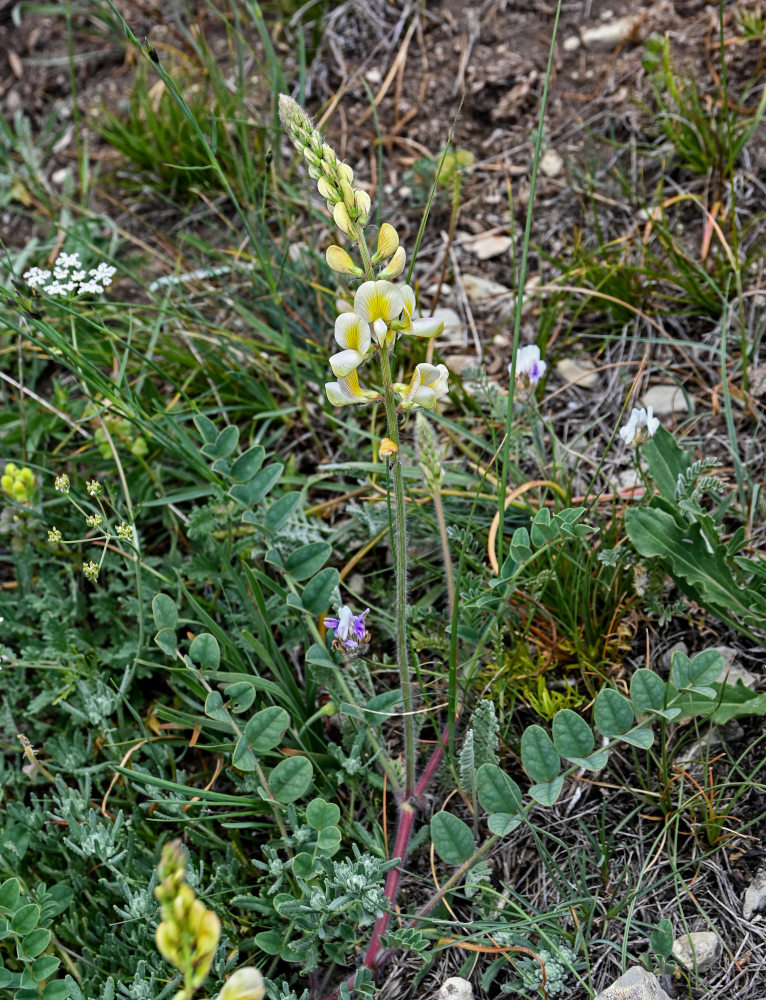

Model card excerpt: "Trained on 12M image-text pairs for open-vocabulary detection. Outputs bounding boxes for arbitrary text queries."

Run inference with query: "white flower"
[89,263,116,285]
[329,312,372,377]
[57,252,82,269]
[325,369,380,407]
[511,344,546,387]
[23,267,51,288]
[393,363,450,411]
[398,285,443,338]
[619,406,660,447]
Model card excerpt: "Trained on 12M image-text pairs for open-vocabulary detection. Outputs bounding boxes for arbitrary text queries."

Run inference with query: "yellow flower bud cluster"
[1,463,35,504]
[154,841,221,994]
[279,95,371,236]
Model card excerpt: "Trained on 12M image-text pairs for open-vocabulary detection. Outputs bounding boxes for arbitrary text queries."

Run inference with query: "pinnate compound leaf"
[520,725,560,784]
[431,811,475,865]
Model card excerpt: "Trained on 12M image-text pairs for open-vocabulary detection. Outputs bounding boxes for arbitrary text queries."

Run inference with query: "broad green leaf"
[11,903,40,936]
[650,918,674,959]
[568,750,609,772]
[230,463,284,506]
[231,445,265,482]
[510,526,532,561]
[528,776,564,806]
[669,681,766,725]
[269,756,313,803]
[306,798,340,829]
[487,813,522,836]
[223,681,256,713]
[194,413,218,445]
[243,706,289,752]
[631,669,666,716]
[152,593,178,631]
[285,542,332,581]
[189,633,220,670]
[205,424,239,459]
[154,628,177,657]
[292,853,317,879]
[431,811,475,866]
[520,725,560,783]
[255,931,283,955]
[688,649,726,688]
[0,878,20,910]
[552,709,594,760]
[594,688,634,737]
[204,691,229,723]
[21,928,51,958]
[32,955,60,981]
[642,425,688,500]
[42,982,69,1000]
[476,764,522,814]
[264,491,302,533]
[232,737,257,772]
[316,827,342,853]
[619,727,654,749]
[301,567,339,615]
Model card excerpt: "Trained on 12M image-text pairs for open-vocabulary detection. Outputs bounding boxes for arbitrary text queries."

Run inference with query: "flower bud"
[376,223,399,261]
[379,437,399,458]
[377,245,406,280]
[217,968,266,1000]
[354,189,371,224]
[326,246,363,277]
[317,177,339,203]
[337,162,354,185]
[333,202,354,236]
[302,146,321,167]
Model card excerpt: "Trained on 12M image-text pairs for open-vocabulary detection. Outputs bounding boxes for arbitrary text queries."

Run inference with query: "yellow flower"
[393,363,450,410]
[325,368,380,407]
[329,312,372,377]
[399,285,444,338]
[326,246,363,277]
[375,223,399,262]
[333,202,354,236]
[217,968,266,1000]
[377,245,406,280]
[379,437,399,458]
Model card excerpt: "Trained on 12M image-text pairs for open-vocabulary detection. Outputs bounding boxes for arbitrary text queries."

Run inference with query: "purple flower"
[324,605,370,655]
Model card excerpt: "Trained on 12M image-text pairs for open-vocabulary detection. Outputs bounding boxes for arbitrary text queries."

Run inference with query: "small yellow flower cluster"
[1,463,35,504]
[278,95,448,411]
[154,841,221,995]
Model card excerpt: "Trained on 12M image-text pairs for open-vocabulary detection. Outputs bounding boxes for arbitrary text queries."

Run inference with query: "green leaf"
[0,878,20,910]
[223,681,256,713]
[619,727,654,749]
[528,776,565,806]
[306,798,341,829]
[285,542,332,581]
[625,508,755,625]
[476,764,522,814]
[316,827,342,854]
[232,737,258,772]
[431,811,475,865]
[189,633,220,670]
[630,669,666,716]
[650,918,674,959]
[152,594,178,631]
[594,688,634,737]
[21,928,51,958]
[231,445,265,482]
[670,681,766,725]
[642,425,688,500]
[487,813,522,836]
[154,628,177,657]
[11,904,40,936]
[264,491,302,533]
[243,707,290,752]
[202,424,239,459]
[230,463,284,506]
[292,853,318,879]
[43,982,70,1000]
[269,756,314,803]
[194,413,218,445]
[510,526,532,561]
[204,691,230,723]
[255,931,283,956]
[520,725,560,783]
[551,709,594,760]
[31,955,60,981]
[301,567,339,615]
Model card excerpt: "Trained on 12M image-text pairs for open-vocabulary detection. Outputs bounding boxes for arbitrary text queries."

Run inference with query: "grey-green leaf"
[152,593,178,631]
[431,811,475,866]
[520,725,560,784]
[551,709,594,760]
[476,764,522,814]
[593,688,634,737]
[269,756,313,803]
[189,633,220,670]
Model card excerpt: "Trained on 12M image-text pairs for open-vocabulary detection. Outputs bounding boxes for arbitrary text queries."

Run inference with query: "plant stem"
[377,345,416,800]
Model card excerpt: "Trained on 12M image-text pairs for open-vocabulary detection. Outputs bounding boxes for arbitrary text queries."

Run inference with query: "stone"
[556,356,599,389]
[743,868,766,920]
[461,274,514,309]
[661,640,688,672]
[593,965,672,1000]
[438,978,473,1000]
[465,233,512,261]
[712,646,758,690]
[582,15,642,50]
[540,149,564,178]
[431,307,464,347]
[445,354,480,376]
[671,931,722,971]
[346,573,364,596]
[641,384,689,417]
[563,35,581,52]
